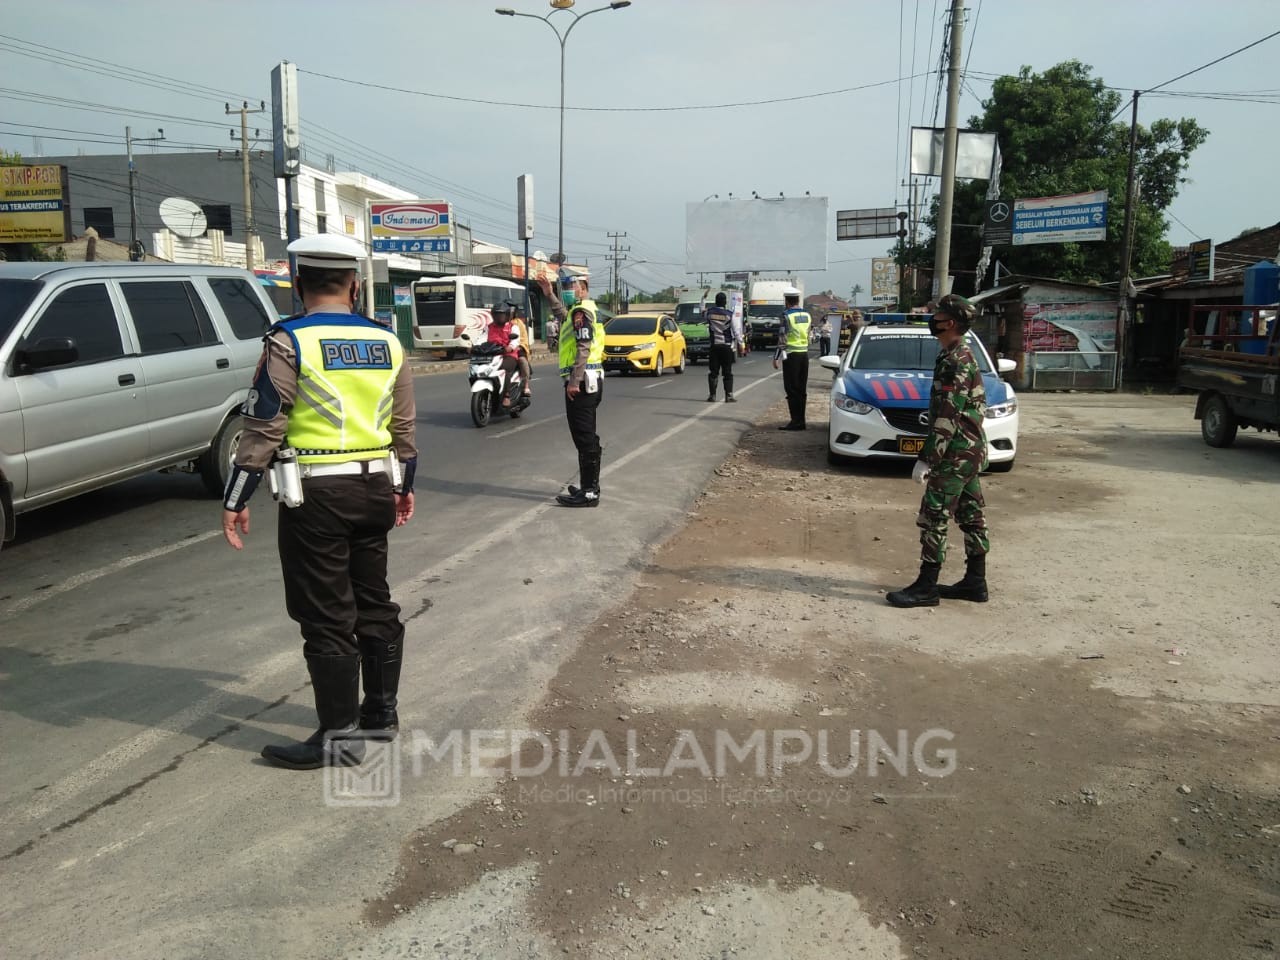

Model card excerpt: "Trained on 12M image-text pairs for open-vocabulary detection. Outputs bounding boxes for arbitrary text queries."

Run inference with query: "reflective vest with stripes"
[783,309,812,353]
[558,298,606,379]
[277,313,404,465]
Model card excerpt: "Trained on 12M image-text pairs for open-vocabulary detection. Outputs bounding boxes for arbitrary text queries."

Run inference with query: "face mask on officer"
[929,313,953,337]
[561,283,579,308]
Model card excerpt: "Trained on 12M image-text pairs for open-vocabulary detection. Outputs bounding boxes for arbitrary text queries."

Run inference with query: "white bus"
[410,275,526,356]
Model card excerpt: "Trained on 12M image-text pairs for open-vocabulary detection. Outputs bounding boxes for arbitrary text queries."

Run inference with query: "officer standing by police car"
[539,270,605,507]
[221,234,418,769]
[771,286,812,430]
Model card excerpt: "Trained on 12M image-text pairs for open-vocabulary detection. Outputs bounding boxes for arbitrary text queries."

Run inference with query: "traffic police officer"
[704,291,740,402]
[221,234,418,769]
[543,269,605,506]
[771,286,812,430]
[887,294,990,608]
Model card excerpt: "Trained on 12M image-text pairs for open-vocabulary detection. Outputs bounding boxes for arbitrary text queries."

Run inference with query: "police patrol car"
[820,316,1019,471]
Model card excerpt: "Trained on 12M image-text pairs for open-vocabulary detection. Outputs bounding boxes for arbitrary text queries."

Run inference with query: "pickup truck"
[1176,303,1279,447]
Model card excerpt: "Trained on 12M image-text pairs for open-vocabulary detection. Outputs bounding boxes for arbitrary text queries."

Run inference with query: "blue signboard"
[371,238,453,254]
[1011,190,1108,246]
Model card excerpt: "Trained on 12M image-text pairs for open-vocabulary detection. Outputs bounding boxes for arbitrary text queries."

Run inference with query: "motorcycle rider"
[512,301,533,400]
[485,300,523,407]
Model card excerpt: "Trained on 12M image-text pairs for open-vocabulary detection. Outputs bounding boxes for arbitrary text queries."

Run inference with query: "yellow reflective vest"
[558,298,606,379]
[279,313,404,464]
[783,309,812,353]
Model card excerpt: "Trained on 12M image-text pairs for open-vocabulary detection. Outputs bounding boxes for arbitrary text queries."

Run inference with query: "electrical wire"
[298,66,930,113]
[1108,27,1280,122]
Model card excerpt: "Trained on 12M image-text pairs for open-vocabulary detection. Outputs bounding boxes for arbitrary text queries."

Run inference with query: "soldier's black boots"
[262,654,365,770]
[938,554,988,603]
[886,562,941,608]
[359,641,403,740]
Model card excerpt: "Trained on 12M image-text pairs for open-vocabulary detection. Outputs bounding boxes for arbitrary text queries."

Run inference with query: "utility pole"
[227,101,267,273]
[931,0,965,299]
[1116,90,1141,391]
[607,231,629,311]
[126,125,165,261]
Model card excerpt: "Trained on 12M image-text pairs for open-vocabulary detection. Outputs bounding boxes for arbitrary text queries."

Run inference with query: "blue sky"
[2,0,1277,297]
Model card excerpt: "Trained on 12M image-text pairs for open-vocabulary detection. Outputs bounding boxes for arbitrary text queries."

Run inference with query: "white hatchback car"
[821,321,1019,471]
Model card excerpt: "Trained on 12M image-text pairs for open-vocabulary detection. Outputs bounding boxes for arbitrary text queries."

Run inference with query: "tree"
[915,60,1207,292]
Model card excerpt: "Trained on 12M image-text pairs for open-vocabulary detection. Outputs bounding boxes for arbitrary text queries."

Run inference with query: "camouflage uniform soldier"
[887,294,990,608]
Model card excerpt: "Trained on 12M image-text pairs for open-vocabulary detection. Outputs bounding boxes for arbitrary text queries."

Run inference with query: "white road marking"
[2,530,223,616]
[487,415,560,440]
[642,378,674,389]
[3,367,784,830]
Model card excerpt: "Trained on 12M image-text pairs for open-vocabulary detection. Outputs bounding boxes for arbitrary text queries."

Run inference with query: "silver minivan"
[0,262,279,549]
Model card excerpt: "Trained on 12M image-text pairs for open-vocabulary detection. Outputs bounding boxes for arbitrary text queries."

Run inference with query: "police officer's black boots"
[886,561,941,608]
[938,554,988,603]
[261,654,365,770]
[358,639,403,740]
[558,453,601,507]
[707,372,717,402]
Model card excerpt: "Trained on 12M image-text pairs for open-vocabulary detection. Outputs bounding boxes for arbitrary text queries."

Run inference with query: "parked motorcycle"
[466,339,531,427]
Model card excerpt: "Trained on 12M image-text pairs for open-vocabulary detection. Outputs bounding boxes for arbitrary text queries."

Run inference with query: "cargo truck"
[746,277,804,350]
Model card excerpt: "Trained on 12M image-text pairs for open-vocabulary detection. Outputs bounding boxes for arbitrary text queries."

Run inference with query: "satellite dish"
[159,197,207,239]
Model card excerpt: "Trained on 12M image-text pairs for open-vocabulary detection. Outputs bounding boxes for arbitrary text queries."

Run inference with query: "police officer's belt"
[301,458,391,479]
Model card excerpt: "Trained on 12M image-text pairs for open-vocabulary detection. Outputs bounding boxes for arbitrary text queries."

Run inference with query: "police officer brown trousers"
[782,352,810,426]
[565,380,603,492]
[277,474,405,661]
[708,344,735,397]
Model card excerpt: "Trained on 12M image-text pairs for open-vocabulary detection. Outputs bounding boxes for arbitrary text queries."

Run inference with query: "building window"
[317,213,328,234]
[201,204,233,237]
[83,207,116,239]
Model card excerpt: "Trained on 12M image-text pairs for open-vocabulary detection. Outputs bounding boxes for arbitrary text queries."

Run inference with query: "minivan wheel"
[200,414,244,495]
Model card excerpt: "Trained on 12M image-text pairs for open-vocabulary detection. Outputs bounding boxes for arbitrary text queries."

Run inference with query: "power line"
[1147,28,1280,95]
[298,66,931,113]
[0,33,262,104]
[1109,27,1280,122]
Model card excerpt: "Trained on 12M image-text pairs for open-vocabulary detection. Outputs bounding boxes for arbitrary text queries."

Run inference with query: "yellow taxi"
[602,312,687,376]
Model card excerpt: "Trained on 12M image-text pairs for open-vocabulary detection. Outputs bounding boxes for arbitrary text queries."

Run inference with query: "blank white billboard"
[686,196,829,274]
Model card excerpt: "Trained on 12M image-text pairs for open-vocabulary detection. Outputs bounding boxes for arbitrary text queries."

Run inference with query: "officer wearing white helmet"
[221,233,418,770]
[771,285,812,430]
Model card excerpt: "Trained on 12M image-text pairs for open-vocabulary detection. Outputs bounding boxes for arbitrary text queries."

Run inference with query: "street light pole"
[496,1,631,263]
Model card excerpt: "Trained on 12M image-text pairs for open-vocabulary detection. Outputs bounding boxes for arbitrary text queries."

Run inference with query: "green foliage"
[914,60,1207,291]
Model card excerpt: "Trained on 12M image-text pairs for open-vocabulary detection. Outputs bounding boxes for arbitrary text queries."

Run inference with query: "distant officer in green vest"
[771,286,812,430]
[542,269,605,506]
[221,233,418,770]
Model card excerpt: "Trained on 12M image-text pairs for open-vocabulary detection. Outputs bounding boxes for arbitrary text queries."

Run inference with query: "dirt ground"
[355,381,1280,959]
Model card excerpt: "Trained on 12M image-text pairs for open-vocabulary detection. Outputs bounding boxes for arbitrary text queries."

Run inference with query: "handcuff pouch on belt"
[268,447,305,508]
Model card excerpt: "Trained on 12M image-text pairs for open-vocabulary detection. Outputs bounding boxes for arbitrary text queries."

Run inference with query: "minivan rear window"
[209,277,273,340]
[0,279,40,344]
[122,280,218,354]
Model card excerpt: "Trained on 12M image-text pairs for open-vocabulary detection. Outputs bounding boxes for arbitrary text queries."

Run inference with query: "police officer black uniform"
[221,234,418,770]
[704,292,740,403]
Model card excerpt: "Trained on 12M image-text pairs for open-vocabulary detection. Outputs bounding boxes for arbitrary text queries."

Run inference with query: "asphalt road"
[0,350,788,959]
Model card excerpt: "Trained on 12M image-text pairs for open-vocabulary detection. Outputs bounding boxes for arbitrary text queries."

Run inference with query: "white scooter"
[465,338,531,428]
